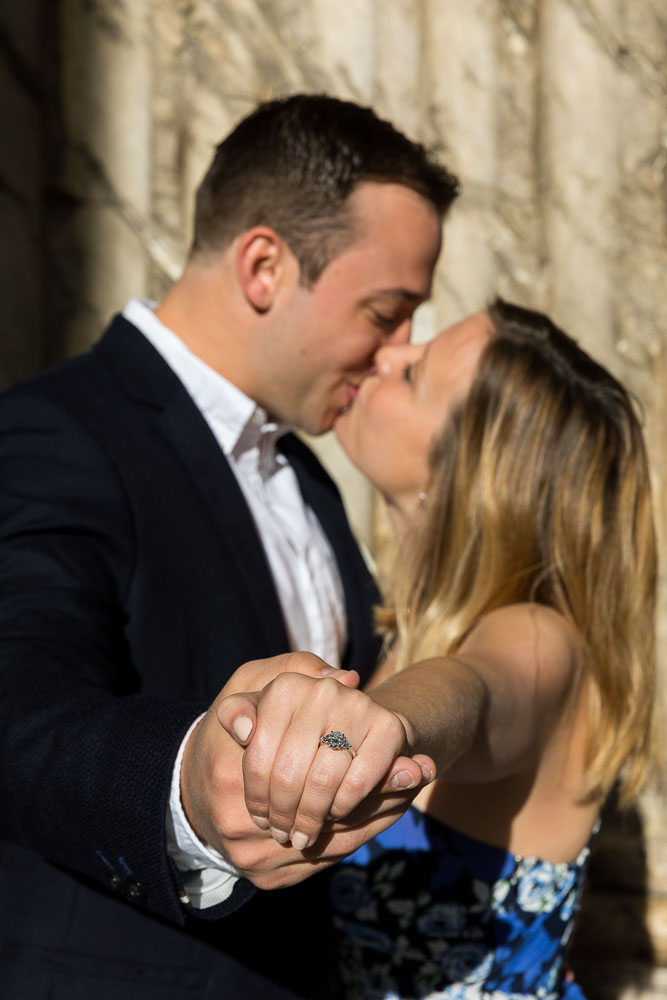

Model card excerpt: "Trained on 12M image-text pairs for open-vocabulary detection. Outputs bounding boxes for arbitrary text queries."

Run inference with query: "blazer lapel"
[95,316,290,652]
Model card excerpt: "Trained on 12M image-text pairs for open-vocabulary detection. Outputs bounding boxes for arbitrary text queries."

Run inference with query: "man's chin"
[298,414,335,438]
[301,398,353,437]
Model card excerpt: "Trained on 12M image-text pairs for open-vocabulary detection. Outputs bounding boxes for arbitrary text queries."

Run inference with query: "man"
[0,94,458,998]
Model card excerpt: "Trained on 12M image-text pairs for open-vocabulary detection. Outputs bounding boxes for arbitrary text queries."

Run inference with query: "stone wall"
[1,1,666,994]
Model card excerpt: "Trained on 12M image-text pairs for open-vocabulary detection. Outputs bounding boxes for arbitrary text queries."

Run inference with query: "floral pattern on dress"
[329,808,596,1000]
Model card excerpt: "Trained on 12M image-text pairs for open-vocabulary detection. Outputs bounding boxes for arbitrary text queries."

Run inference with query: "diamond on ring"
[320,731,356,758]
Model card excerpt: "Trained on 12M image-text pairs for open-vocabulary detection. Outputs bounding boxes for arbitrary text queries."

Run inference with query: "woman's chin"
[332,421,367,476]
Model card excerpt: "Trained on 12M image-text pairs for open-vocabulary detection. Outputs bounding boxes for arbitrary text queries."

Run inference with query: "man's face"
[257,182,443,435]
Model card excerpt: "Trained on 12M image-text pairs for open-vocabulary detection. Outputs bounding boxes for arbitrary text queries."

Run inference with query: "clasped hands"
[181,652,435,889]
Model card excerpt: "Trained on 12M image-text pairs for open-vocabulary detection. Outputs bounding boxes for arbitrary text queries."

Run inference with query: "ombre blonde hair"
[379,299,658,804]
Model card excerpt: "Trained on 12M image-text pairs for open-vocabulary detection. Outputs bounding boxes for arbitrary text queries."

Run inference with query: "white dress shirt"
[122,299,348,908]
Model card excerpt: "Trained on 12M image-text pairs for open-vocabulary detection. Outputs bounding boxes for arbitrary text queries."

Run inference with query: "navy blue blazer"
[0,316,381,998]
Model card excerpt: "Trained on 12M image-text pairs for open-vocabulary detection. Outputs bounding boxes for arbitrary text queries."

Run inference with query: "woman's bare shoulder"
[459,602,583,685]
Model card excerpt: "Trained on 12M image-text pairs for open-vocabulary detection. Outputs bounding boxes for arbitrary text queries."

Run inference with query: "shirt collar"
[122,298,290,455]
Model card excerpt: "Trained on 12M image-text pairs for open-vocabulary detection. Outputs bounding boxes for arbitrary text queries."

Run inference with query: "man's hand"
[179,653,435,889]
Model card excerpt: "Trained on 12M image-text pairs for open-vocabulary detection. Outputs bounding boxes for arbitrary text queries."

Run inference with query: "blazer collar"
[94,314,186,410]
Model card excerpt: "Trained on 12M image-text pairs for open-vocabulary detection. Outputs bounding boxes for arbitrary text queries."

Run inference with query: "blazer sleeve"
[0,388,249,925]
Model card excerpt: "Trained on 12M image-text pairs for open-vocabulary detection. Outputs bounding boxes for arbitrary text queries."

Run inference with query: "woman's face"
[334,311,493,514]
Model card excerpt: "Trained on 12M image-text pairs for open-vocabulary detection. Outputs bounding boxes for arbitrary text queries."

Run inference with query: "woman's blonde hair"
[380,299,658,804]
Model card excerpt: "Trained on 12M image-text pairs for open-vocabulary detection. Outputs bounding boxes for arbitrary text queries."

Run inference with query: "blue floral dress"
[328,807,596,999]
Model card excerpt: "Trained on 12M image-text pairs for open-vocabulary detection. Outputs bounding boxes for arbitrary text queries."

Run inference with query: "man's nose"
[374,341,423,376]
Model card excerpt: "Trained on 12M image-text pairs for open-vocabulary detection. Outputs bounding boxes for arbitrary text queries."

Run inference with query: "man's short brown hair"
[192,93,459,285]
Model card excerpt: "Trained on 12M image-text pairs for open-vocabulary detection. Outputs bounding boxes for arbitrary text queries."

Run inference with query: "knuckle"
[270,670,311,703]
[327,795,352,821]
[293,812,323,837]
[209,759,237,797]
[307,763,339,795]
[372,713,405,747]
[284,651,317,675]
[264,672,288,697]
[268,807,295,828]
[243,794,268,816]
[283,652,302,672]
[271,759,299,792]
[311,675,344,706]
[341,766,367,797]
[243,752,269,783]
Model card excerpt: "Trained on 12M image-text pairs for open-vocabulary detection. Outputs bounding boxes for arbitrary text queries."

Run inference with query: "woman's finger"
[261,675,363,843]
[285,698,412,849]
[216,659,360,750]
[323,712,410,824]
[241,673,344,840]
[217,669,392,844]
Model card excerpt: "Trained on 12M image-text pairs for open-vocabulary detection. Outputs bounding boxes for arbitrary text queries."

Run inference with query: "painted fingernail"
[290,831,312,851]
[233,715,253,743]
[270,827,290,844]
[250,814,270,830]
[391,770,416,790]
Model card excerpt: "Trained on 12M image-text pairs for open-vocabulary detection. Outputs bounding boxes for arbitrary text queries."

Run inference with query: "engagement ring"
[320,730,357,759]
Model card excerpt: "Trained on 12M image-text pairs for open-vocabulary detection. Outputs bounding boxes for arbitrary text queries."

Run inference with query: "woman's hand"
[215,651,435,851]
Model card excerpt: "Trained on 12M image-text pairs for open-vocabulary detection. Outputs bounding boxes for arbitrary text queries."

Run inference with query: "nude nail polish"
[233,715,253,743]
[250,814,270,830]
[391,770,416,789]
[290,831,312,851]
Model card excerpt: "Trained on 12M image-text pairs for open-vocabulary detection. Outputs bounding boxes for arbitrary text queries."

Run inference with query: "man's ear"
[236,227,292,313]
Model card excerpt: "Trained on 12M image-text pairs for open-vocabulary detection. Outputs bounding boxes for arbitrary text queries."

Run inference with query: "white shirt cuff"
[166,714,241,909]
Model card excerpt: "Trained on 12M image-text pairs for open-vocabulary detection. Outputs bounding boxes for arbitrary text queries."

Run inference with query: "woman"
[218,300,659,999]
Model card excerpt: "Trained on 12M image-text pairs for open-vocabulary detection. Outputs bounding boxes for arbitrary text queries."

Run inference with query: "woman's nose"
[375,342,424,376]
